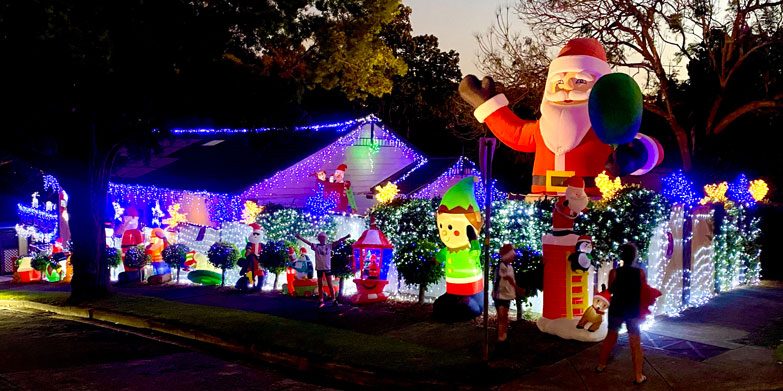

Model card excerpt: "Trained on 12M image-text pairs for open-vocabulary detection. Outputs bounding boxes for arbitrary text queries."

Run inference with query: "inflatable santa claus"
[552,177,589,235]
[460,38,663,196]
[324,163,357,213]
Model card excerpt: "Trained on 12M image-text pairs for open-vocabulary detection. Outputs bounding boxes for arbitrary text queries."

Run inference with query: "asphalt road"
[0,309,338,391]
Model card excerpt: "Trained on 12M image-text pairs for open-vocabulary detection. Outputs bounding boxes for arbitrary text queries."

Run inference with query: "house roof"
[109,115,431,220]
[111,116,374,194]
[240,120,425,212]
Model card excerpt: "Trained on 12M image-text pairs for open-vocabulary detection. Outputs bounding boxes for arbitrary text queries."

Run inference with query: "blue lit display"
[661,169,699,206]
[17,203,59,233]
[728,173,755,207]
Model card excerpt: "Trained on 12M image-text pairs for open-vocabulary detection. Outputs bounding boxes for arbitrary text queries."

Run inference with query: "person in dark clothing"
[595,243,648,384]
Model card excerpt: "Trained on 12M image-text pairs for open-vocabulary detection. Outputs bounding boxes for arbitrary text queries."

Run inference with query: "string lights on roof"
[170,114,381,135]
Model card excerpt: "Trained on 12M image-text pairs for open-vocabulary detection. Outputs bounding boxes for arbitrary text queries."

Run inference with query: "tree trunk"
[671,121,693,171]
[655,66,693,171]
[515,297,522,321]
[273,273,279,290]
[338,277,345,299]
[176,265,180,284]
[64,168,111,304]
[221,268,226,287]
[418,283,426,304]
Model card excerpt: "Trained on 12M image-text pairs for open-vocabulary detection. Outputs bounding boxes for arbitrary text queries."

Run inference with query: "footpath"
[1,278,781,390]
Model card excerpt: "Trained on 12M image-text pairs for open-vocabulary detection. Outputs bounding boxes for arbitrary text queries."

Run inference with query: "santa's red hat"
[335,164,348,172]
[249,223,261,232]
[499,243,515,258]
[577,235,592,244]
[299,247,307,254]
[125,206,139,217]
[565,176,585,189]
[594,288,611,306]
[548,38,612,80]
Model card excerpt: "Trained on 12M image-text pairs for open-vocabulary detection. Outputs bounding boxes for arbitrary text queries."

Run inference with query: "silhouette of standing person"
[596,242,648,385]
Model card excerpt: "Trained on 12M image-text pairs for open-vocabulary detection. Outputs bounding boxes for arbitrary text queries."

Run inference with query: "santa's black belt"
[532,175,596,187]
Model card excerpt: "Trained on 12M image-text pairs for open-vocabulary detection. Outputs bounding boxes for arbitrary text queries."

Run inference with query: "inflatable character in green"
[433,177,484,321]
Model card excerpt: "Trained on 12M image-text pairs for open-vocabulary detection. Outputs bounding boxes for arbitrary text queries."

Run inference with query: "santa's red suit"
[245,242,265,277]
[324,163,352,213]
[483,111,610,196]
[247,243,262,257]
[245,223,265,278]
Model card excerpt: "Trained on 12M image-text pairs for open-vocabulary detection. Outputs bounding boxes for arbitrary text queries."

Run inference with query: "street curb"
[0,299,454,389]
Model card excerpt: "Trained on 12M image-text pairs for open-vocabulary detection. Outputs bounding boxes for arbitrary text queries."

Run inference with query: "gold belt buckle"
[545,170,575,193]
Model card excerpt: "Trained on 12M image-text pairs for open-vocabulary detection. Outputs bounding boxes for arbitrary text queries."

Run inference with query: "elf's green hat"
[438,176,480,213]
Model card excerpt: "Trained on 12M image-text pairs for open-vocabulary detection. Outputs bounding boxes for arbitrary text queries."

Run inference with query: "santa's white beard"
[565,187,589,213]
[539,98,592,156]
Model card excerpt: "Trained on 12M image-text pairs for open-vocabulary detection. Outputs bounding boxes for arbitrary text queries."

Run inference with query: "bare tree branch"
[713,99,783,135]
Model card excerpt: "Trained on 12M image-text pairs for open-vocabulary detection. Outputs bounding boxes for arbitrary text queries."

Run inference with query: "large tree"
[479,0,783,170]
[683,24,783,178]
[305,0,408,101]
[0,0,406,302]
[365,5,464,155]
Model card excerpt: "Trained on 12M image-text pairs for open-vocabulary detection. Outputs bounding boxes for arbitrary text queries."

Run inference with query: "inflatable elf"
[433,176,484,321]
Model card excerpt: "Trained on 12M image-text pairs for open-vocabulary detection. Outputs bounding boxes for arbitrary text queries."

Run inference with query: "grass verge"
[0,290,478,381]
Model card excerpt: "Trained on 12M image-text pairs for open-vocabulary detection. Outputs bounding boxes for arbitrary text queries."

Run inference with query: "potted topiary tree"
[330,239,356,299]
[395,240,444,304]
[207,241,239,287]
[124,245,150,282]
[162,243,191,283]
[103,247,122,281]
[259,240,288,290]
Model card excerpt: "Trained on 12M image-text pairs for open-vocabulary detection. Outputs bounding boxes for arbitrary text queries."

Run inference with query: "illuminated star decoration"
[162,203,188,228]
[112,202,125,222]
[749,179,769,202]
[595,171,623,200]
[241,200,265,224]
[661,169,698,206]
[700,182,728,205]
[727,173,755,206]
[151,200,165,227]
[374,182,399,204]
